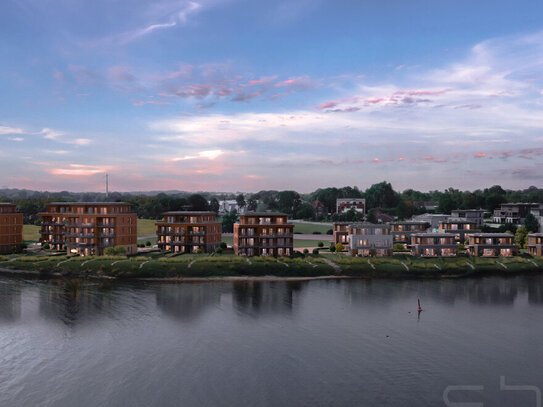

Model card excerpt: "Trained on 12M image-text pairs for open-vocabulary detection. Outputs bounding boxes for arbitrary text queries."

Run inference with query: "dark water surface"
[1,274,543,407]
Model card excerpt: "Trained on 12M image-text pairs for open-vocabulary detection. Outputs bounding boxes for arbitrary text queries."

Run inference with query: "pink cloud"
[316,101,339,109]
[474,152,486,158]
[366,98,384,104]
[245,76,277,86]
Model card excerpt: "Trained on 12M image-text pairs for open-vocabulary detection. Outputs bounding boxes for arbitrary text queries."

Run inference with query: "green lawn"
[138,219,157,236]
[23,225,40,242]
[292,221,332,235]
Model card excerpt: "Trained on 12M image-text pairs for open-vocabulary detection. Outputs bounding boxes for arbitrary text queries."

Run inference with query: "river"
[1,274,542,406]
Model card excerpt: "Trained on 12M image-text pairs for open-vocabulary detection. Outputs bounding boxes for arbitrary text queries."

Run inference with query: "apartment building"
[0,203,23,254]
[527,233,543,257]
[234,212,294,256]
[410,233,458,257]
[39,202,137,256]
[336,198,366,214]
[348,223,392,257]
[389,221,430,248]
[467,233,517,257]
[333,222,351,247]
[492,203,542,224]
[439,219,479,242]
[156,211,222,253]
[450,209,487,226]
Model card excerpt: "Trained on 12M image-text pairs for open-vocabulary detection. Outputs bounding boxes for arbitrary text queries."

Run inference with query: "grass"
[23,225,40,242]
[291,221,332,235]
[137,219,157,236]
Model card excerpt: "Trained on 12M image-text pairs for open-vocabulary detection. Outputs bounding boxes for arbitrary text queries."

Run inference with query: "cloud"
[171,150,224,161]
[48,164,112,177]
[0,126,23,135]
[8,137,24,142]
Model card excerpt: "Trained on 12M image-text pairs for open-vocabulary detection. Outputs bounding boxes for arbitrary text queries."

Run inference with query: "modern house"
[492,203,542,224]
[439,219,479,242]
[527,233,543,257]
[333,222,351,247]
[0,203,23,254]
[390,221,430,248]
[336,198,366,214]
[412,213,450,229]
[450,209,487,226]
[348,223,392,257]
[467,233,517,257]
[529,207,543,232]
[233,212,294,256]
[39,202,137,256]
[410,233,458,257]
[156,211,222,254]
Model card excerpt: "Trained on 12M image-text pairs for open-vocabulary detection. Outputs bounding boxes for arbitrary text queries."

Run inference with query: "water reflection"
[231,281,303,316]
[155,283,225,321]
[0,281,21,321]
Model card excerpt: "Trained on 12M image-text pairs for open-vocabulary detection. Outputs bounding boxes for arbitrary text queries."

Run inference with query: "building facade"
[467,233,517,257]
[492,203,542,224]
[39,202,137,256]
[412,213,451,229]
[450,209,487,226]
[336,198,366,215]
[348,223,392,257]
[0,203,23,254]
[527,233,543,257]
[439,219,479,242]
[333,222,351,247]
[234,212,294,256]
[156,211,222,253]
[410,233,458,257]
[390,221,430,248]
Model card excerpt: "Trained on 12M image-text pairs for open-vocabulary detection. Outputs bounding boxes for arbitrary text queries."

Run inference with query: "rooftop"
[411,233,455,238]
[469,233,514,237]
[240,212,288,217]
[47,202,130,206]
[161,211,217,215]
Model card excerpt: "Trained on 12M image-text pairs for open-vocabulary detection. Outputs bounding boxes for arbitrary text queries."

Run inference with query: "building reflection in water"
[155,283,225,321]
[231,281,303,316]
[0,280,22,322]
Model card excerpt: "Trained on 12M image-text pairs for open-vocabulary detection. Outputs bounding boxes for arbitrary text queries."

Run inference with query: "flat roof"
[241,212,288,216]
[390,221,429,225]
[411,233,455,238]
[350,222,390,227]
[162,211,217,215]
[440,219,478,224]
[469,233,514,237]
[47,202,130,205]
[528,233,543,237]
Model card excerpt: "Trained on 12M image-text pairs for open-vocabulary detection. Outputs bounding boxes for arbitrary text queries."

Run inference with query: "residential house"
[450,209,487,226]
[390,221,430,248]
[439,219,479,242]
[348,223,392,257]
[410,233,458,257]
[156,211,222,254]
[39,202,137,256]
[412,213,450,229]
[336,198,366,214]
[493,203,542,224]
[234,212,293,256]
[0,203,23,254]
[527,233,543,257]
[333,222,351,247]
[467,233,517,257]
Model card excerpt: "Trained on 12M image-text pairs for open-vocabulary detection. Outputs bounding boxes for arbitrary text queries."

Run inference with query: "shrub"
[303,249,309,254]
[329,243,336,252]
[145,241,151,247]
[215,247,223,254]
[41,243,50,250]
[326,229,333,235]
[312,248,320,255]
[104,245,127,256]
[312,231,321,235]
[196,249,203,254]
[220,242,227,249]
[318,241,324,247]
[335,243,345,252]
[393,243,407,252]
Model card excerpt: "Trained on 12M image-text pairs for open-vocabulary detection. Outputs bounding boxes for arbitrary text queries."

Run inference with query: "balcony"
[65,223,96,228]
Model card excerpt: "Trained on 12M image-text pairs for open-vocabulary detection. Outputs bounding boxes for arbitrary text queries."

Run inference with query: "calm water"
[1,274,543,407]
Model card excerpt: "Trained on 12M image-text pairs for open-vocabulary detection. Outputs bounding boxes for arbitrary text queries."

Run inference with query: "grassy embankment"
[1,251,543,280]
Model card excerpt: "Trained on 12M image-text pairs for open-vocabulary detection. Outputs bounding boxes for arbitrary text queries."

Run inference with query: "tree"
[366,209,377,223]
[188,194,209,211]
[335,243,345,252]
[318,241,324,247]
[395,200,413,220]
[524,213,539,233]
[329,243,336,252]
[295,203,314,219]
[209,198,220,213]
[236,194,246,211]
[365,182,400,209]
[515,226,528,249]
[222,210,238,233]
[277,190,302,217]
[247,197,258,211]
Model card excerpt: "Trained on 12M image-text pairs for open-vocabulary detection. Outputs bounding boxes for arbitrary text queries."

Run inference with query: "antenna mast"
[105,173,109,199]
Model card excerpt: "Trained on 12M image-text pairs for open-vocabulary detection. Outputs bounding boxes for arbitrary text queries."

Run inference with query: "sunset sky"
[1,0,542,193]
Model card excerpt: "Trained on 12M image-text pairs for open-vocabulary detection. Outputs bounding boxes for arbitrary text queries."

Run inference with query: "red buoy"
[418,299,422,312]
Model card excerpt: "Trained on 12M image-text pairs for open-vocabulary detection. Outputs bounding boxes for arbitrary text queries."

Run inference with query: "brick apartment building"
[527,233,543,257]
[234,212,293,256]
[156,211,222,253]
[0,203,23,254]
[39,202,137,256]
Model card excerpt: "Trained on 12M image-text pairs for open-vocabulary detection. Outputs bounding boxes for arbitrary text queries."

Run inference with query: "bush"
[104,245,127,256]
[41,243,50,250]
[312,231,321,235]
[196,249,203,254]
[215,247,223,254]
[303,249,309,254]
[393,243,408,252]
[335,243,345,252]
[220,242,227,249]
[312,248,320,255]
[329,243,336,252]
[318,241,324,247]
[145,241,151,247]
[326,229,333,235]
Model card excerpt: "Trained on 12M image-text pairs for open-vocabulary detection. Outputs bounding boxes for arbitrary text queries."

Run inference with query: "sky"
[0,0,542,193]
